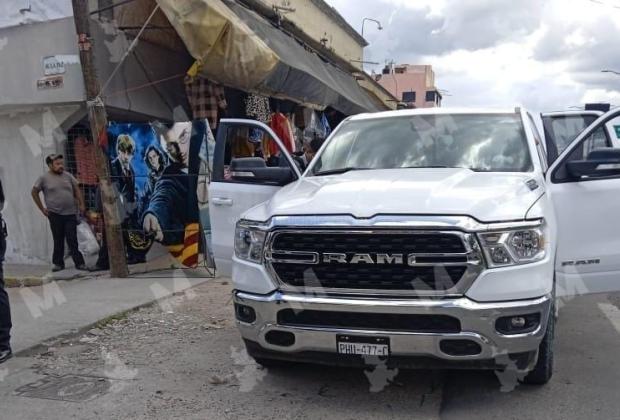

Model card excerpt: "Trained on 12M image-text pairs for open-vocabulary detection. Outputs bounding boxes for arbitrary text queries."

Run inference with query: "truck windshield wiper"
[313,167,371,176]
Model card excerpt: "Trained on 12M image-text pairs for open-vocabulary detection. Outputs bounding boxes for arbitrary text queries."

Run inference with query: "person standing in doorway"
[31,154,87,272]
[0,177,12,363]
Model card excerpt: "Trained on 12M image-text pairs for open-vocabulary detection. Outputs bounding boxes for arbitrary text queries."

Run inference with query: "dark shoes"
[0,348,12,364]
[53,264,88,272]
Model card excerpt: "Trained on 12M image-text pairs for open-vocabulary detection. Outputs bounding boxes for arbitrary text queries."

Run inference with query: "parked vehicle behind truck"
[209,108,620,385]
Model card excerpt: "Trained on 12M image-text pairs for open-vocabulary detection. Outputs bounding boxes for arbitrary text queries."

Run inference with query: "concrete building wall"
[0,18,85,109]
[376,64,442,108]
[258,0,365,69]
[0,105,82,264]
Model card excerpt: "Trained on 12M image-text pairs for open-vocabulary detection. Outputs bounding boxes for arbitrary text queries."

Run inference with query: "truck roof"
[349,107,521,121]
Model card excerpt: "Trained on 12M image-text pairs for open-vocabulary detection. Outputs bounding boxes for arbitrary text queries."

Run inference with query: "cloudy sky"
[326,0,620,111]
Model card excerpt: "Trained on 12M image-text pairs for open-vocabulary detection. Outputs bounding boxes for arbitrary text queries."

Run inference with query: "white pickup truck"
[209,107,620,385]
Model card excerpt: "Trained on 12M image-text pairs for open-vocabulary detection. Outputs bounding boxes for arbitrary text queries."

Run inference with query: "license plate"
[336,335,390,357]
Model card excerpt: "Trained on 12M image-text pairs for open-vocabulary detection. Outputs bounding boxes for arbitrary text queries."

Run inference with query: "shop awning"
[156,0,384,115]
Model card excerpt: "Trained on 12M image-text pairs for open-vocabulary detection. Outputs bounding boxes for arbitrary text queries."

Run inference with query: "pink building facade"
[374,64,442,108]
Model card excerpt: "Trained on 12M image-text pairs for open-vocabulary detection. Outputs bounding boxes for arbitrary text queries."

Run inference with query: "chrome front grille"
[265,229,484,296]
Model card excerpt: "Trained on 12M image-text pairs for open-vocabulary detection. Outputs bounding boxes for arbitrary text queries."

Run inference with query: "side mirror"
[231,158,295,186]
[566,148,620,179]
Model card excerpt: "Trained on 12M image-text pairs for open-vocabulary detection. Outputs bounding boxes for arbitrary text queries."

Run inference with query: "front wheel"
[521,307,555,385]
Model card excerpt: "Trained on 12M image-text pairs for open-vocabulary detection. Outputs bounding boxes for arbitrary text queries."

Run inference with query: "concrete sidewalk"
[7,269,217,354]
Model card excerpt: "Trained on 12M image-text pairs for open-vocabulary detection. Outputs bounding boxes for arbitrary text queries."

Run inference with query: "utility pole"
[71,0,129,278]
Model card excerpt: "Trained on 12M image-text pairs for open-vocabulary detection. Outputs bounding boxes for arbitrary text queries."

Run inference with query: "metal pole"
[71,0,129,278]
[362,18,382,38]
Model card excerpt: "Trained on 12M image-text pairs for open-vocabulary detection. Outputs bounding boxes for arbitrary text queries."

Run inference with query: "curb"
[4,277,47,288]
[4,272,107,288]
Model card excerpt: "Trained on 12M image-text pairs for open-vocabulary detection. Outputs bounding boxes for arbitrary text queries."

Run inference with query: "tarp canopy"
[156,0,383,115]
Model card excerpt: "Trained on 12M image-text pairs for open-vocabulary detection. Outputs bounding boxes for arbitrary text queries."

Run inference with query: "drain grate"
[14,374,112,402]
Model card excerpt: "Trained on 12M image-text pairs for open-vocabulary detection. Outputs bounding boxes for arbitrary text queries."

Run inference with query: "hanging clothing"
[270,112,295,153]
[184,76,227,129]
[224,88,248,119]
[294,107,306,128]
[245,93,271,124]
[320,113,332,137]
[289,114,302,152]
[249,128,263,143]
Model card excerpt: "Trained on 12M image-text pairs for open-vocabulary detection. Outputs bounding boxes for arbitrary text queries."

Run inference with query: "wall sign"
[37,75,64,90]
[42,54,79,76]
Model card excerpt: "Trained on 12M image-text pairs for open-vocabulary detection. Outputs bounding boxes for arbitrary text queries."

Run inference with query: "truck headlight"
[478,226,545,267]
[235,221,267,263]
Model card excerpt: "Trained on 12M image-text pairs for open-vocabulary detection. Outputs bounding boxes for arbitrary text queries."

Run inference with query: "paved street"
[1,280,620,419]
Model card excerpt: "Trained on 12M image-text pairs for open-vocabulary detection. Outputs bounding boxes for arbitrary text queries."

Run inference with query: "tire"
[521,306,555,385]
[252,357,292,368]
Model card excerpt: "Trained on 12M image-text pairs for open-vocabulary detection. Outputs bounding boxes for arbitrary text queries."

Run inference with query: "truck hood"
[245,168,545,222]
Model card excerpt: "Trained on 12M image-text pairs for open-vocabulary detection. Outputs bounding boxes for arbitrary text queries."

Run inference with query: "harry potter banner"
[106,120,213,268]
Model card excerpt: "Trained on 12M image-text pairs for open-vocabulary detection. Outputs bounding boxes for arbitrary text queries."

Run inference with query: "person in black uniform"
[0,177,12,363]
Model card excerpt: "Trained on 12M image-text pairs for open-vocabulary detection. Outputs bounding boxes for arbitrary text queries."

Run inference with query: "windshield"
[309,114,533,175]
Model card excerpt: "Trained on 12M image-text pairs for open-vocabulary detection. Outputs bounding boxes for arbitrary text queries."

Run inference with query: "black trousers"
[0,218,11,350]
[48,212,85,268]
[95,225,109,269]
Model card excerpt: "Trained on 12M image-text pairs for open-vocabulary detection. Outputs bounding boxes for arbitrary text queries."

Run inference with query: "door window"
[543,115,597,155]
[565,126,611,163]
[213,123,298,185]
[551,113,620,183]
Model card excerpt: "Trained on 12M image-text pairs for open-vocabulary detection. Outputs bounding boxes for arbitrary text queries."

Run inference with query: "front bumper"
[234,291,552,370]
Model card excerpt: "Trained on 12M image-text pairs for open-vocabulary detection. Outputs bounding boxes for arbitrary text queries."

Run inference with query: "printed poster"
[106,120,214,267]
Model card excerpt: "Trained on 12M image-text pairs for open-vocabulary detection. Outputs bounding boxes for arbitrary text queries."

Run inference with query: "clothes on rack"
[270,112,295,153]
[245,93,271,124]
[184,76,227,129]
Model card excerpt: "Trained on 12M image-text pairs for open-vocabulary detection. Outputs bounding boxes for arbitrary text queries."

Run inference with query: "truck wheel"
[521,308,555,385]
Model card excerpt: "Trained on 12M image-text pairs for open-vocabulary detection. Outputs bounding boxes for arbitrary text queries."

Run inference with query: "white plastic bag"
[77,221,100,256]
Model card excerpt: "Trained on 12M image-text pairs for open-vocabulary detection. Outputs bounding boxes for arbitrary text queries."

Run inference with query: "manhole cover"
[15,374,112,402]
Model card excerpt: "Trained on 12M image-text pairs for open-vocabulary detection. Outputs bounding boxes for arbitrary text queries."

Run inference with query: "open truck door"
[209,119,301,276]
[547,108,620,296]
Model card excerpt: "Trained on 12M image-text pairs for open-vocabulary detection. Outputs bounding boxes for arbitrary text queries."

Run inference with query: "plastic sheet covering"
[157,0,382,114]
[156,0,279,91]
